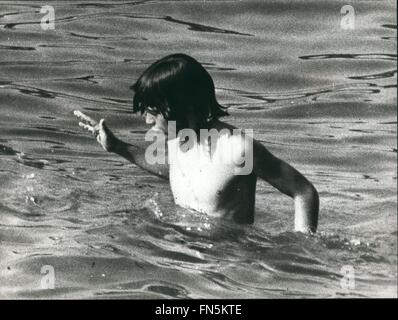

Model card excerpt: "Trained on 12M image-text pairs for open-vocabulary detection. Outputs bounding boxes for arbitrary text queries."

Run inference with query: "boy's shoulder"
[213,120,254,142]
[212,120,256,160]
[213,120,274,163]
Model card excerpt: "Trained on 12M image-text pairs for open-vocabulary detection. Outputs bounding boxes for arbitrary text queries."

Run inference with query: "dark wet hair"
[132,53,228,132]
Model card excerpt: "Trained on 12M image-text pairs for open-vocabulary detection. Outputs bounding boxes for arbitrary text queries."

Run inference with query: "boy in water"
[74,54,319,233]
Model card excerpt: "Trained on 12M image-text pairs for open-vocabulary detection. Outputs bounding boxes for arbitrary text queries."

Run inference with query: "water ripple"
[122,13,254,37]
[299,53,397,61]
[349,69,397,80]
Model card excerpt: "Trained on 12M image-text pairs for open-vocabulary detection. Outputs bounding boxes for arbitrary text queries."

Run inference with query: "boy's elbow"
[300,183,319,208]
[299,183,319,231]
[305,183,318,200]
[293,181,319,214]
[293,178,318,199]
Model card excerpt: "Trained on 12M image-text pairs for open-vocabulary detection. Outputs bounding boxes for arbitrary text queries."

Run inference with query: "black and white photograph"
[0,0,396,301]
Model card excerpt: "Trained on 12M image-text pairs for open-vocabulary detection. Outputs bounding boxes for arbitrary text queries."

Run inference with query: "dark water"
[0,0,396,298]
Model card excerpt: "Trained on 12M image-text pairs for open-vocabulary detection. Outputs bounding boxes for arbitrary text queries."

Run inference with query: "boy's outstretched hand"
[74,110,118,152]
[74,110,169,179]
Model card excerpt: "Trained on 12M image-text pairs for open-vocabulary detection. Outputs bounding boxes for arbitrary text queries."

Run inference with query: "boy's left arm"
[251,139,319,233]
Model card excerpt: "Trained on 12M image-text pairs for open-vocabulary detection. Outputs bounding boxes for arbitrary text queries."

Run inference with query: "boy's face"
[144,110,167,133]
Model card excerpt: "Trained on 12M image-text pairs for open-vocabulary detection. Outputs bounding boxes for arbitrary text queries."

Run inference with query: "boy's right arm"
[74,110,169,180]
[112,139,169,180]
